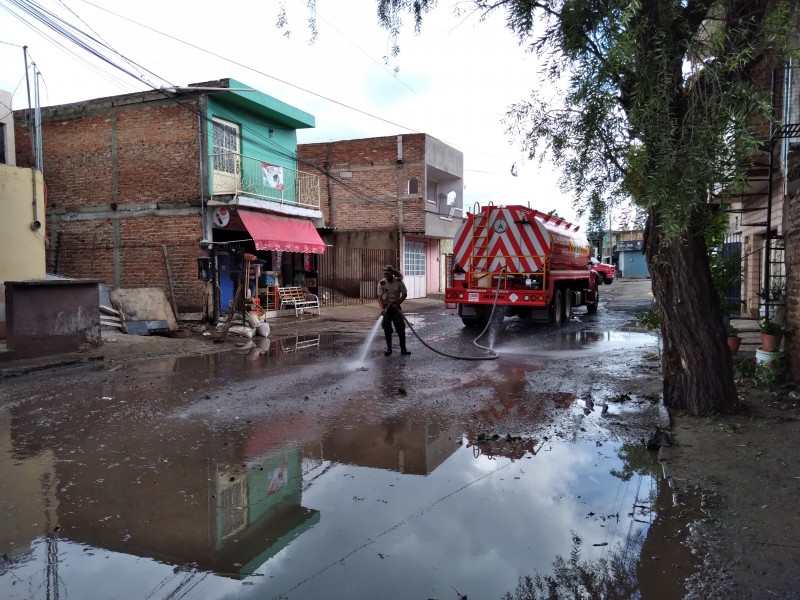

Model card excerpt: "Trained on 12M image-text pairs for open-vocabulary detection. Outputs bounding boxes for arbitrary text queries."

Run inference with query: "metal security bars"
[316,247,398,307]
[209,153,321,210]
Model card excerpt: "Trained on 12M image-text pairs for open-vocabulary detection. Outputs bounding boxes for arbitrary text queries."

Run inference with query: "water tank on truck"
[445,205,599,327]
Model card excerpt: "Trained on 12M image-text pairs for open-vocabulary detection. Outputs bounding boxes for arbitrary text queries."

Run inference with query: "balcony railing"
[209,153,321,210]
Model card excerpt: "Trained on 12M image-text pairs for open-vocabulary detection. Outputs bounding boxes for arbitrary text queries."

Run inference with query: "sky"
[0,0,581,224]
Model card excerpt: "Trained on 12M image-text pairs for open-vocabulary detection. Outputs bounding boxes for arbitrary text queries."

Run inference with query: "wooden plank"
[214,285,244,344]
[100,304,121,316]
[162,244,179,321]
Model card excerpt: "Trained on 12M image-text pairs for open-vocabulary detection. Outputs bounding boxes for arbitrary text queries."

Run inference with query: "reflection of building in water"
[212,451,319,576]
[0,407,59,562]
[302,411,461,475]
[5,397,319,580]
[467,435,544,461]
[280,334,321,353]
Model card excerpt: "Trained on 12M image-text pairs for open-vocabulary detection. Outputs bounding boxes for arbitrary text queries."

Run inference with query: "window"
[0,123,6,164]
[437,190,457,215]
[212,119,239,173]
[404,241,426,276]
[408,177,418,194]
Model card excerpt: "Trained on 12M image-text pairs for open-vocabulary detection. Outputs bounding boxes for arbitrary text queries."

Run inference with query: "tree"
[359,0,795,415]
[585,202,609,259]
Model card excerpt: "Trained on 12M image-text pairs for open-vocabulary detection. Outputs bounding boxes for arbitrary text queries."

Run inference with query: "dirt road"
[1,280,798,598]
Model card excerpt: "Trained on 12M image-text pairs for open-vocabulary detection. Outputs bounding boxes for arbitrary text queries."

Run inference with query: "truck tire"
[552,289,564,325]
[586,288,599,314]
[603,275,613,285]
[563,289,573,321]
[461,305,495,329]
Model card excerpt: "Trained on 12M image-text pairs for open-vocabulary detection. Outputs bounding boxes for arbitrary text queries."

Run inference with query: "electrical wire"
[4,0,460,213]
[74,0,420,134]
[5,0,171,90]
[67,0,523,179]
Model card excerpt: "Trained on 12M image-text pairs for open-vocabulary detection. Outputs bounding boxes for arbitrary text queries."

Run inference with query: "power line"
[5,0,171,89]
[308,0,420,96]
[4,0,451,211]
[74,0,420,134]
[2,0,397,202]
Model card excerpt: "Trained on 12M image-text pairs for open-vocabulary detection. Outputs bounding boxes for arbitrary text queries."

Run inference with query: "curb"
[0,355,104,380]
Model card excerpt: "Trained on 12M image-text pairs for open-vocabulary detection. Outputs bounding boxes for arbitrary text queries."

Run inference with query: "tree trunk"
[645,210,739,415]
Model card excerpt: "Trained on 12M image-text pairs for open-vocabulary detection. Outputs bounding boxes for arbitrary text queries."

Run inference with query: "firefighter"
[377,265,410,356]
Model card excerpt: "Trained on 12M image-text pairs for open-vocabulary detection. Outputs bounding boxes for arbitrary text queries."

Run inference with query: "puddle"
[0,326,673,599]
[638,475,704,599]
[492,330,658,358]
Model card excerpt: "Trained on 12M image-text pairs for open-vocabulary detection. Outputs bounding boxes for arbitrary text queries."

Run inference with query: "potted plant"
[759,318,786,352]
[726,324,742,355]
[770,280,786,302]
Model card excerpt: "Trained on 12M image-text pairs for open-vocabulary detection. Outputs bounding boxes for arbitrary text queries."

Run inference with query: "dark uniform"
[377,266,410,356]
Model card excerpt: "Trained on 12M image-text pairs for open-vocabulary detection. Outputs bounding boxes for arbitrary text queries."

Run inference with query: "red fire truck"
[445,204,601,327]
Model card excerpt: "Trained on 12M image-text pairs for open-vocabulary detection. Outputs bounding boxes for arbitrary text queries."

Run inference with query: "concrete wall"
[0,90,15,165]
[0,165,46,281]
[424,135,463,179]
[0,165,46,338]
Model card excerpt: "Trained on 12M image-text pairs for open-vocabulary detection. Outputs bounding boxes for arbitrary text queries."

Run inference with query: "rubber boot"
[384,333,393,356]
[399,331,411,356]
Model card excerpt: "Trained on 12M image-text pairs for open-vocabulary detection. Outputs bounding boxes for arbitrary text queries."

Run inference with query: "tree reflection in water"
[503,443,658,599]
[501,531,645,600]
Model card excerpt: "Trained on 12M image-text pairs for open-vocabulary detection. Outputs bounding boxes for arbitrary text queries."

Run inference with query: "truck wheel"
[552,289,564,325]
[563,289,573,321]
[603,275,612,285]
[587,288,599,314]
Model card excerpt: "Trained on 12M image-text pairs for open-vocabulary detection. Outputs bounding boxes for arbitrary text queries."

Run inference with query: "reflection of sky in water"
[262,441,651,600]
[493,330,658,358]
[0,324,658,600]
[1,439,652,599]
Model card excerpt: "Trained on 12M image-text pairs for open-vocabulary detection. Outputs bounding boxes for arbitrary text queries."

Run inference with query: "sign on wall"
[263,163,285,190]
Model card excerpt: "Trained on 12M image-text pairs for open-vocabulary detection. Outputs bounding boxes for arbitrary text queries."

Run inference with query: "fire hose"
[398,268,506,361]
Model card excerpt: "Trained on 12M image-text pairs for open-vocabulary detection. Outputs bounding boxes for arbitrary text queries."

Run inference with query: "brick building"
[13,78,325,321]
[298,134,464,298]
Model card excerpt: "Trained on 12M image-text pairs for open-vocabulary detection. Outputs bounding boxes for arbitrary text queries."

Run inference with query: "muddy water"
[0,323,667,599]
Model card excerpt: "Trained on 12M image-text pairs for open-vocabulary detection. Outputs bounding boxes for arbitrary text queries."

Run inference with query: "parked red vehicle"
[445,204,601,328]
[589,256,616,284]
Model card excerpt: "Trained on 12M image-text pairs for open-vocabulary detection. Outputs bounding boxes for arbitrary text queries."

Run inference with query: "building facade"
[721,59,798,380]
[0,89,47,339]
[13,79,324,321]
[298,134,464,298]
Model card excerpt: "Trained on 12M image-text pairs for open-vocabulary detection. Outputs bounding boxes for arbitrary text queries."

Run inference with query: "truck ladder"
[469,211,491,287]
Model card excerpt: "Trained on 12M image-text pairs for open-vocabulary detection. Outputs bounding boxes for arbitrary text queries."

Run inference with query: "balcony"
[209,153,320,211]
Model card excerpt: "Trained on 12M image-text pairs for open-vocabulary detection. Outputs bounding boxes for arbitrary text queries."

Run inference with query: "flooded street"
[0,282,670,599]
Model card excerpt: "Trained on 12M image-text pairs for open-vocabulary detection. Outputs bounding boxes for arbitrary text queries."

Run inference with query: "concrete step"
[0,340,18,362]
